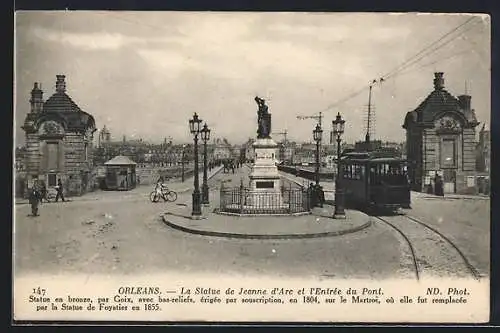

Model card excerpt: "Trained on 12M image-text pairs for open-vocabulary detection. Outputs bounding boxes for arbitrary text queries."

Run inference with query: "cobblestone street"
[14,166,489,280]
[403,192,490,276]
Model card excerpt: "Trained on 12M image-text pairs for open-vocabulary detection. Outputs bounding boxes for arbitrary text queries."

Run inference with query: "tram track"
[372,213,481,281]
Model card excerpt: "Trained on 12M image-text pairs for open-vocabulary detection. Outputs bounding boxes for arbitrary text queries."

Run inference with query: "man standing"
[29,182,41,216]
[55,178,65,202]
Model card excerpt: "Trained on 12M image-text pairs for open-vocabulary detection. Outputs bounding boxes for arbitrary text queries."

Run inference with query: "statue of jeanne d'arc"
[255,96,271,139]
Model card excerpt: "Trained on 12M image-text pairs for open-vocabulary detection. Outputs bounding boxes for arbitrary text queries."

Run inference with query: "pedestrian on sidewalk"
[55,178,66,202]
[29,183,41,216]
[317,184,325,207]
[308,183,316,209]
[434,175,444,196]
[39,181,48,203]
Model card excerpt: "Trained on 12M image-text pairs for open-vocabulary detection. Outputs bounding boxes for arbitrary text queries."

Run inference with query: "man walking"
[39,181,48,203]
[55,178,65,202]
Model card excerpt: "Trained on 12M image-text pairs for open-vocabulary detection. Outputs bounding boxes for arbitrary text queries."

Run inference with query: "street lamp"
[201,123,211,204]
[181,144,186,182]
[189,113,203,218]
[313,123,323,186]
[332,112,346,219]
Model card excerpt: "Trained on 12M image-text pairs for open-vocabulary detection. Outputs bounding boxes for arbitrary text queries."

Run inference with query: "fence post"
[288,184,292,213]
[220,182,225,211]
[239,178,244,214]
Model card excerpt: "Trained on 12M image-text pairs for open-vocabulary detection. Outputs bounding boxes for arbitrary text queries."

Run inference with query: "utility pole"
[272,129,288,143]
[298,112,324,175]
[272,129,289,163]
[297,111,323,127]
[366,84,373,143]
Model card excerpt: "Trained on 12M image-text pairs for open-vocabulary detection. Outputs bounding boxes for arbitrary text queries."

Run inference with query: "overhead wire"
[380,16,477,80]
[319,16,480,115]
[382,17,482,82]
[395,47,476,78]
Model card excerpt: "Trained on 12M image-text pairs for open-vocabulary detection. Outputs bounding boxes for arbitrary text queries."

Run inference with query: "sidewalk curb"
[215,211,311,217]
[416,196,490,201]
[161,214,372,240]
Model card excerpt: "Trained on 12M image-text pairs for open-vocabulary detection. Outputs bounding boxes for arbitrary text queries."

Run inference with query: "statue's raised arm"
[255,96,267,113]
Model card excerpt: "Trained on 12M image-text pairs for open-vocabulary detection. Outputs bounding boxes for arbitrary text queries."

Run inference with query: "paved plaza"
[14,164,490,280]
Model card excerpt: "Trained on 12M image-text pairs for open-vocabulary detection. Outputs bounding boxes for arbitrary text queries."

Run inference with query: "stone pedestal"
[249,138,283,207]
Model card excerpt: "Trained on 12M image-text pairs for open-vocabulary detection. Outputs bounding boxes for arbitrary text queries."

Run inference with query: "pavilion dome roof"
[104,155,137,165]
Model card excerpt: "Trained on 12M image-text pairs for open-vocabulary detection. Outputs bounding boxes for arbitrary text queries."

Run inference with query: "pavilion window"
[46,142,59,171]
[47,173,57,187]
[440,138,456,168]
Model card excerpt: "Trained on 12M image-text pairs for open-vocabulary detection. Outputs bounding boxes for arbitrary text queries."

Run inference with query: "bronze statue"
[255,96,271,139]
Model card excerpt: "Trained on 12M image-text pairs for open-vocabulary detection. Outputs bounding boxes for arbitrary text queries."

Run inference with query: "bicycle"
[150,184,178,203]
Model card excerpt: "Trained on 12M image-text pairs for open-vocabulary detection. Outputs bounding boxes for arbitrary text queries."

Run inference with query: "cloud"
[136,49,202,75]
[30,26,183,51]
[32,27,134,50]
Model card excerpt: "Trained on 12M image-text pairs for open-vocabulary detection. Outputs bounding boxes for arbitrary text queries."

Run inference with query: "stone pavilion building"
[21,75,97,196]
[403,72,480,194]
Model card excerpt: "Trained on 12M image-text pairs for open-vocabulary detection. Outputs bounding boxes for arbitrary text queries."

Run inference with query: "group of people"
[28,178,65,217]
[308,182,325,208]
[426,174,445,196]
[222,160,241,174]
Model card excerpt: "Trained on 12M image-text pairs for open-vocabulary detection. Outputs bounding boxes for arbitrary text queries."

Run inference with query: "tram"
[339,149,411,212]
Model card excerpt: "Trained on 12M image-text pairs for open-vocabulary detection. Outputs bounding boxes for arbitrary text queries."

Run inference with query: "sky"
[14,11,491,146]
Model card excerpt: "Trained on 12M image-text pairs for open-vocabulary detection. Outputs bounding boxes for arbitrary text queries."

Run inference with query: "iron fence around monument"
[219,185,311,214]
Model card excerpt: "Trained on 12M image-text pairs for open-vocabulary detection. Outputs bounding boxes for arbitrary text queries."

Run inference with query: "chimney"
[458,94,472,111]
[30,82,44,113]
[433,72,444,90]
[55,75,66,93]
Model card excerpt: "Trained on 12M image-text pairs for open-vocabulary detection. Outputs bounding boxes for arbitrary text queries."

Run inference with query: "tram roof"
[341,150,406,162]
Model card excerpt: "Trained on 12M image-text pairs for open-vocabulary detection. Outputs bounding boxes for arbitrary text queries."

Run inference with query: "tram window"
[347,164,353,179]
[353,164,363,180]
[381,163,407,185]
[369,165,377,185]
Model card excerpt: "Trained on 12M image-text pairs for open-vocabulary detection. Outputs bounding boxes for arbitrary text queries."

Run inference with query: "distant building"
[292,143,315,165]
[354,140,382,152]
[242,138,256,162]
[15,146,26,171]
[212,138,233,161]
[97,125,111,147]
[21,75,97,196]
[14,146,27,198]
[277,141,295,164]
[403,72,480,194]
[275,141,292,164]
[476,124,490,173]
